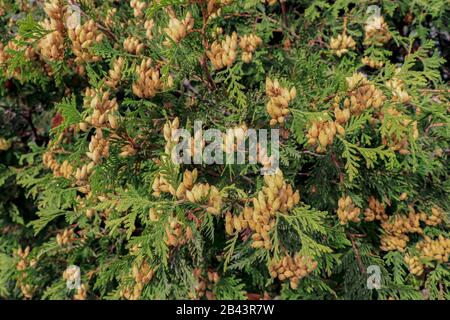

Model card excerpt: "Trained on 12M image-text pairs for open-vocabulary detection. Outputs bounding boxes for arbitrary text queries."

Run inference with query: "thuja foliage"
[0,0,449,300]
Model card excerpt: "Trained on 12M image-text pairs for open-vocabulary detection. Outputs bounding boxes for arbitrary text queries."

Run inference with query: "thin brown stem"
[342,16,348,34]
[347,232,366,273]
[419,89,450,93]
[198,0,216,90]
[301,150,325,157]
[280,0,289,28]
[425,122,444,135]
